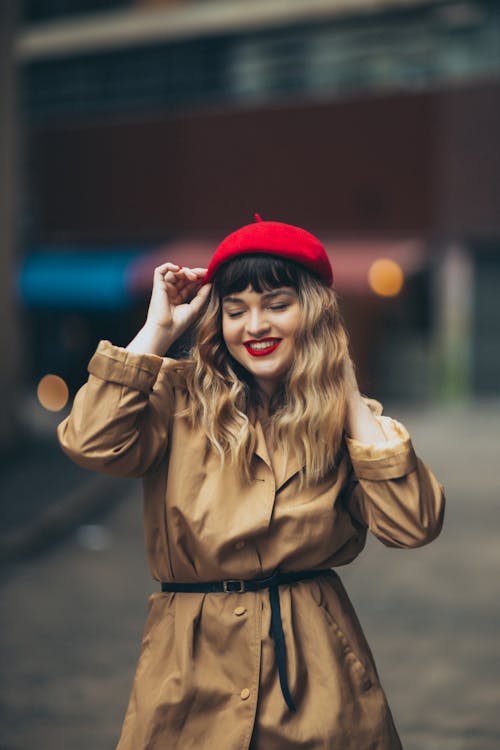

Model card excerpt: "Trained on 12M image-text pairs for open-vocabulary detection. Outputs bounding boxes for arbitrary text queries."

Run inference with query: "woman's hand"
[127,263,211,356]
[146,263,210,333]
[343,354,386,442]
[342,354,362,406]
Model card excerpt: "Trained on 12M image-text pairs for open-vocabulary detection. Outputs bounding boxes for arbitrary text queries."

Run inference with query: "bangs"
[213,254,303,296]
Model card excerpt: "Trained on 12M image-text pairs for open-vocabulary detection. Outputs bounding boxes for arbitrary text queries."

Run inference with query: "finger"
[165,267,200,286]
[154,272,183,296]
[169,269,207,294]
[166,277,202,305]
[171,282,198,302]
[164,270,183,286]
[164,269,198,291]
[165,275,198,298]
[188,282,212,313]
[154,262,181,276]
[182,267,201,282]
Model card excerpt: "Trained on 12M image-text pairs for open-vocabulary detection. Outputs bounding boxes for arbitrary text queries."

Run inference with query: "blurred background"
[0,1,499,749]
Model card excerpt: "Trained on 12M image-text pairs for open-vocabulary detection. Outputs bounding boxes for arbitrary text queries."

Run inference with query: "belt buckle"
[223,579,246,593]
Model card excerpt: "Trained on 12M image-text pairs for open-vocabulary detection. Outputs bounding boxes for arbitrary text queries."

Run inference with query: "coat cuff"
[346,416,418,480]
[87,340,165,395]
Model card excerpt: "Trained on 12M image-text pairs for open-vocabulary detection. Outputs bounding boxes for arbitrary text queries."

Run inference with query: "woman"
[58,217,445,750]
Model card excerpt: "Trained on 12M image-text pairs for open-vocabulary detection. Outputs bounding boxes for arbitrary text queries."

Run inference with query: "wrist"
[345,390,364,414]
[344,396,366,438]
[344,397,386,442]
[126,321,177,356]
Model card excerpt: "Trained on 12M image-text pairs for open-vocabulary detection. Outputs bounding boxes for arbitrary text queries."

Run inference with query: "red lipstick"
[243,338,281,357]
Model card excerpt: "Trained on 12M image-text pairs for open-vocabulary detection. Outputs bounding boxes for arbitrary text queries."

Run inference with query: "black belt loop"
[160,567,331,712]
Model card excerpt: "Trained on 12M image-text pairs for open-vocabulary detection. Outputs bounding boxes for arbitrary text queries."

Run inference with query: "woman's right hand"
[146,262,210,335]
[127,263,211,355]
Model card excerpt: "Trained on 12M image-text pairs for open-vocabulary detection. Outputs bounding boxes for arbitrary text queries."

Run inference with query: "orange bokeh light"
[368,258,404,297]
[37,374,69,412]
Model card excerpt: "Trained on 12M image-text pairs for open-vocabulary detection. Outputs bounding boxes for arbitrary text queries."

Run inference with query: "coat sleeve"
[344,407,445,549]
[57,340,177,478]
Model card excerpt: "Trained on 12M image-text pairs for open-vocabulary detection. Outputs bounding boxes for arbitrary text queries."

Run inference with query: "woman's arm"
[342,356,445,548]
[57,264,210,477]
[345,429,445,549]
[57,342,171,478]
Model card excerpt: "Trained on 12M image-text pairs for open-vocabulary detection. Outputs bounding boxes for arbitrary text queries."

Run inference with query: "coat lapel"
[254,419,304,490]
[276,452,303,491]
[253,419,272,471]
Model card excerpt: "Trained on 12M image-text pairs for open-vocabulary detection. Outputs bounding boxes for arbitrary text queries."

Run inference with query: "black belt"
[161,567,331,712]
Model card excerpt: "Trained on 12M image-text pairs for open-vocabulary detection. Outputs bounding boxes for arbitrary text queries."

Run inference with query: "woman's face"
[221,285,301,398]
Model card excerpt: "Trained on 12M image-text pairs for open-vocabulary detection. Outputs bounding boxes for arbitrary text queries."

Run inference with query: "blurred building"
[1,0,23,453]
[4,0,500,442]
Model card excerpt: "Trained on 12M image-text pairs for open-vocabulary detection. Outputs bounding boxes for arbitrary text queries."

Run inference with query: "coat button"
[240,688,250,700]
[234,540,246,550]
[233,606,246,616]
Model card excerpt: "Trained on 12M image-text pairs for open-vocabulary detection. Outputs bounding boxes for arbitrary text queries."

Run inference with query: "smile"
[244,339,281,357]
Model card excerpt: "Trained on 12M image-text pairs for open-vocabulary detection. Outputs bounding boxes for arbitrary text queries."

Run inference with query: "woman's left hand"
[342,355,386,441]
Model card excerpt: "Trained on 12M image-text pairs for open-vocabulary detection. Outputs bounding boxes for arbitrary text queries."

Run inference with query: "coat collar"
[254,419,303,490]
[253,418,271,469]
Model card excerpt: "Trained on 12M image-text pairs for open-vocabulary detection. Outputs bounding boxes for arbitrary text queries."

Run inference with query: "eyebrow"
[222,289,296,304]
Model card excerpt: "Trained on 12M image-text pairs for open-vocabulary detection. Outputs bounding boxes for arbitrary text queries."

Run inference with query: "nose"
[246,308,271,338]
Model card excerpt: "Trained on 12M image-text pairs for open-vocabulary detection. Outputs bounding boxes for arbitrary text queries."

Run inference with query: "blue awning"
[19,248,152,309]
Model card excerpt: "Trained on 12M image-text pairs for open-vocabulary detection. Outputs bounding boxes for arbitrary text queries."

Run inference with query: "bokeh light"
[37,374,69,412]
[368,258,404,297]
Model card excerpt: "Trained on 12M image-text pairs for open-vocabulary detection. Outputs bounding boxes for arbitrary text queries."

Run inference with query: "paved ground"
[0,398,499,749]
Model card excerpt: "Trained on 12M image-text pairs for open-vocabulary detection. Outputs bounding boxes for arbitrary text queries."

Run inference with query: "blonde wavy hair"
[177,255,349,486]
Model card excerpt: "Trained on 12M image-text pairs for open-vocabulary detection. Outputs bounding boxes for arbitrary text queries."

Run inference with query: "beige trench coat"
[58,340,445,750]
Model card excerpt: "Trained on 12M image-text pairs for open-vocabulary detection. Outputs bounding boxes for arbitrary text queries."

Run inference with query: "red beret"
[204,217,333,286]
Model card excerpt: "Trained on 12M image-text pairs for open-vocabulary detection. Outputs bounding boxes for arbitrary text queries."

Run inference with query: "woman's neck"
[248,377,285,419]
